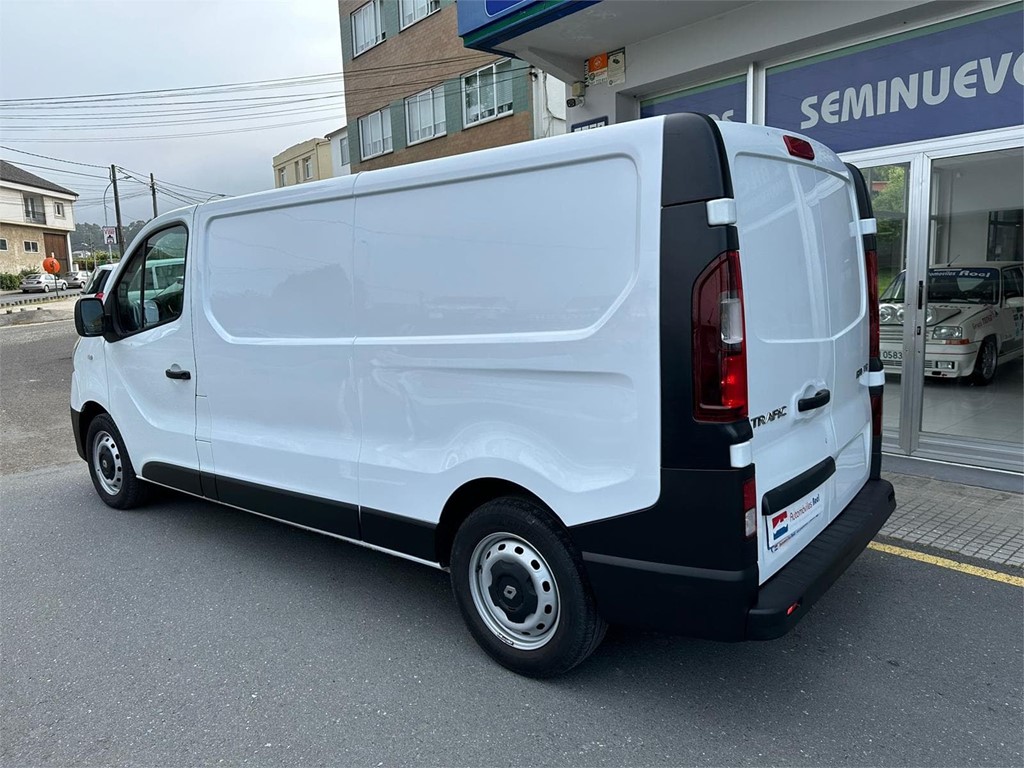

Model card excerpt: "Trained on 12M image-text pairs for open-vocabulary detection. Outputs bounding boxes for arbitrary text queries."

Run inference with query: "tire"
[58,281,67,290]
[969,336,998,386]
[42,285,50,293]
[450,497,607,678]
[85,414,148,509]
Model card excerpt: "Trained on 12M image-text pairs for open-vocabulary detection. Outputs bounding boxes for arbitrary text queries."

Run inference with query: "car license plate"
[881,349,902,362]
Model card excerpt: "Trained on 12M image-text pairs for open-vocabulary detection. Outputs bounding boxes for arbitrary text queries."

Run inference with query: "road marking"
[868,542,1024,587]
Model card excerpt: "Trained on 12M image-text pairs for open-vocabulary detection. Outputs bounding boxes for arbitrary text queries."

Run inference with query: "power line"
[0,71,345,105]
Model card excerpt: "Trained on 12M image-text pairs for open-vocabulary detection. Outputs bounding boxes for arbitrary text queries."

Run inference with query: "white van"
[72,114,895,677]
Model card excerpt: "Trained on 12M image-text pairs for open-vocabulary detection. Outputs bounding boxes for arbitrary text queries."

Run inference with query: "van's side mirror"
[75,297,108,337]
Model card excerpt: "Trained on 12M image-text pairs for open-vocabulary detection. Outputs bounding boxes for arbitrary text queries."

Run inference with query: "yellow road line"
[868,541,1024,587]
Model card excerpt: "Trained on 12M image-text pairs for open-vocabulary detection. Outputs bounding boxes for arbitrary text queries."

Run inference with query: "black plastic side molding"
[661,113,733,207]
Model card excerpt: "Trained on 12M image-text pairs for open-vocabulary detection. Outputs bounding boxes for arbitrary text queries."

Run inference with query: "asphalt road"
[2,317,1022,767]
[0,314,81,475]
[0,288,82,308]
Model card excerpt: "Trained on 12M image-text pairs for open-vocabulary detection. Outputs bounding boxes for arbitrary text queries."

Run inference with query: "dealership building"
[459,0,1024,474]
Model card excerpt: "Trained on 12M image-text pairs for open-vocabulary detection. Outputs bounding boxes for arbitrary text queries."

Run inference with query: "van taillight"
[865,248,880,359]
[693,251,747,422]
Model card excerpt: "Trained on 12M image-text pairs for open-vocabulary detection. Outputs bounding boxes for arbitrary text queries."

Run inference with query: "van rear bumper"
[579,479,896,641]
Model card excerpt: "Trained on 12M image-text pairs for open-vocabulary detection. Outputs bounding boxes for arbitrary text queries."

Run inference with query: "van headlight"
[932,326,963,340]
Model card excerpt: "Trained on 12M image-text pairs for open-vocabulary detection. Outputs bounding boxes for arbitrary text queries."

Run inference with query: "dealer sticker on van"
[768,491,824,552]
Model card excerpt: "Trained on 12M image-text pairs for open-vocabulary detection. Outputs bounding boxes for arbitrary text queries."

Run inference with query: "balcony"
[24,210,46,225]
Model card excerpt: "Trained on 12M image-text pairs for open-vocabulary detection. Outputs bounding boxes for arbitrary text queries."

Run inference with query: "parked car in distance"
[20,273,68,293]
[879,262,1024,385]
[81,264,115,299]
[65,270,91,288]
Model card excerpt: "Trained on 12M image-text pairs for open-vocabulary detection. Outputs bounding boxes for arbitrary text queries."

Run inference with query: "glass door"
[917,147,1024,459]
[862,163,911,446]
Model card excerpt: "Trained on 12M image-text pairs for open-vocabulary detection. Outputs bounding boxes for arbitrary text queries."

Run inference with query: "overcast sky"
[0,0,344,226]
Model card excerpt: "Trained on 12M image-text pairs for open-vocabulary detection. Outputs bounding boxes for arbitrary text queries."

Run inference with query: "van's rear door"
[718,124,872,584]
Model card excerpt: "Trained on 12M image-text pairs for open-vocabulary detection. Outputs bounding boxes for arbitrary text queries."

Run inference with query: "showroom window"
[463,59,513,127]
[359,108,392,160]
[352,0,384,56]
[406,85,446,144]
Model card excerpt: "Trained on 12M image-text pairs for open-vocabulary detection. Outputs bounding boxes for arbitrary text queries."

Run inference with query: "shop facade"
[459,0,1024,472]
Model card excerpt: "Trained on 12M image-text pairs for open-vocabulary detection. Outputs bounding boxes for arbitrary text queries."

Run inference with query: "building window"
[0,239,7,250]
[303,156,313,180]
[463,59,514,127]
[24,241,39,253]
[294,161,300,182]
[23,195,45,224]
[358,108,392,160]
[400,0,440,29]
[340,136,350,167]
[278,168,286,187]
[352,0,384,56]
[54,201,65,218]
[406,85,446,144]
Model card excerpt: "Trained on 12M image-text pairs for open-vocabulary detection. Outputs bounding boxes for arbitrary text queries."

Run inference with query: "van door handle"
[797,388,831,412]
[165,368,191,380]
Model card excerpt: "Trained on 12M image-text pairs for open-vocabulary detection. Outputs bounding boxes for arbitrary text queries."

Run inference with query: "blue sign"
[640,77,746,122]
[484,0,530,15]
[766,7,1024,153]
[458,0,596,45]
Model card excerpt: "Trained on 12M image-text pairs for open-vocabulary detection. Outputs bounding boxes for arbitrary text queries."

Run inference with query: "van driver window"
[114,225,188,333]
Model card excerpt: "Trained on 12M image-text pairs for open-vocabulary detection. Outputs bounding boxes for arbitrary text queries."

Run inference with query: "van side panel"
[351,129,665,532]
[192,193,360,536]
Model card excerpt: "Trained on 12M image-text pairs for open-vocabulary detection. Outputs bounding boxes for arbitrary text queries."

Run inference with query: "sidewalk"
[3,299,1021,569]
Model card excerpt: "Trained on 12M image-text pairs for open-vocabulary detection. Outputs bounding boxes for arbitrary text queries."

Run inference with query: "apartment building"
[325,125,352,177]
[340,0,563,173]
[272,137,334,187]
[0,160,78,274]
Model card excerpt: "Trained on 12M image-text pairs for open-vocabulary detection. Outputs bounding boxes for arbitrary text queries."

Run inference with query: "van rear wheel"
[450,497,606,677]
[86,414,148,509]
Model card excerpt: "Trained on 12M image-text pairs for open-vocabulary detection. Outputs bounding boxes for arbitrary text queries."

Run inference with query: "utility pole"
[110,165,125,255]
[150,173,158,219]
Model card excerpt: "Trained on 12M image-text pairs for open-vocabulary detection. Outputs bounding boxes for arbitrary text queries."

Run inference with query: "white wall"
[532,71,567,138]
[562,0,983,127]
[328,130,352,177]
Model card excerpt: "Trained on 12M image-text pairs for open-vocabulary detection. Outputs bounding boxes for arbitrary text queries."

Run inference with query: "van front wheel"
[450,497,607,677]
[86,414,148,509]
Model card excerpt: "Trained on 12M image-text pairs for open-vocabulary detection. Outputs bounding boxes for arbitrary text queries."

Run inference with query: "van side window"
[114,225,188,334]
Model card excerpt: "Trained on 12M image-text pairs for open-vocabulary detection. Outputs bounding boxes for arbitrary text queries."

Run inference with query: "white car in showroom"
[879,262,1024,385]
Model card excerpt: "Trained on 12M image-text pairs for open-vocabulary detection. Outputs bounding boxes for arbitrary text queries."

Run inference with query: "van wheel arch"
[435,478,553,567]
[77,401,109,449]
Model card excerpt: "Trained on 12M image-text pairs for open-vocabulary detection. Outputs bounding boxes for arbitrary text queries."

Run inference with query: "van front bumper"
[71,407,87,461]
[578,479,896,641]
